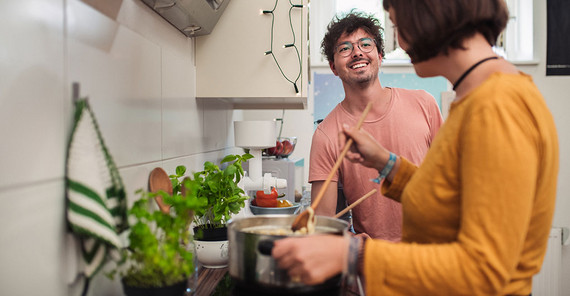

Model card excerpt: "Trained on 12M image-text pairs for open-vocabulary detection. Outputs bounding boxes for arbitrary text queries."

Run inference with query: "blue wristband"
[371,152,396,184]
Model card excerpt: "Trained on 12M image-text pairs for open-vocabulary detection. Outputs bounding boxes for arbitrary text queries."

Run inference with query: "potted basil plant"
[171,153,252,268]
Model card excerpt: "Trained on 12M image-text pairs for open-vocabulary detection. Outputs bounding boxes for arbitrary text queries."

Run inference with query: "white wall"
[526,1,570,291]
[0,1,243,295]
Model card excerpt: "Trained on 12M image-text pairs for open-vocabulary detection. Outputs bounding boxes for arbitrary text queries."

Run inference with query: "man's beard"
[347,70,377,86]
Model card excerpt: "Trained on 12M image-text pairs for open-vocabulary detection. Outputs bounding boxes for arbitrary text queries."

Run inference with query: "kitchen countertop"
[194,266,229,296]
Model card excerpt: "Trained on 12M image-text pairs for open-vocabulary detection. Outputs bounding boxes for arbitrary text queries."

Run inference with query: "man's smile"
[349,59,370,70]
[351,63,368,69]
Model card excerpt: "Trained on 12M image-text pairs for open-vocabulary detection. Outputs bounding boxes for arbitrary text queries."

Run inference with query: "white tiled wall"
[0,0,241,295]
[0,0,66,189]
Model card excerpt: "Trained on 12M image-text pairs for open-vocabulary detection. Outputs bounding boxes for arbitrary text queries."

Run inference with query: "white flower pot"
[194,240,229,268]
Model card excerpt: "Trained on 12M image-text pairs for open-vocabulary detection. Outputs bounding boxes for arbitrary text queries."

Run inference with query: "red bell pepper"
[255,188,284,207]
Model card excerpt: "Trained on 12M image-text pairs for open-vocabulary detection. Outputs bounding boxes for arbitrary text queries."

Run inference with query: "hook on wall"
[72,82,88,103]
[72,82,80,103]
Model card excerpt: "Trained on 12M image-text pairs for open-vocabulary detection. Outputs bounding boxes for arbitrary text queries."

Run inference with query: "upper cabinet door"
[196,0,308,109]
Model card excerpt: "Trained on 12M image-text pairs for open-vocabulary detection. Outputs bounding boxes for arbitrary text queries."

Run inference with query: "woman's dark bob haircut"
[321,10,385,64]
[383,0,509,63]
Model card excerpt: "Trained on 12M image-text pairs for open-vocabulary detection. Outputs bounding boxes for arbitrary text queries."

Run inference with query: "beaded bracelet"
[371,152,397,184]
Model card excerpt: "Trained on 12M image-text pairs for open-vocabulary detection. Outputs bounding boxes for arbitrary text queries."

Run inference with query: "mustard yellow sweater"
[365,73,559,295]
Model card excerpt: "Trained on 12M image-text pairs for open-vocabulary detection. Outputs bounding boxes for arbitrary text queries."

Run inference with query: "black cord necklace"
[452,56,498,90]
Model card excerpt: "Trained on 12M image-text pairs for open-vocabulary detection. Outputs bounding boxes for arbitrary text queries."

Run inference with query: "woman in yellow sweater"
[272,0,559,295]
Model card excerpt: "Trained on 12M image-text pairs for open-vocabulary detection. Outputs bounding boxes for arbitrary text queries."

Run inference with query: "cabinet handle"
[153,0,176,10]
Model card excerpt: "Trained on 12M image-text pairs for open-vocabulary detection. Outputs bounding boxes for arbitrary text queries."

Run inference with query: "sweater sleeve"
[380,157,417,203]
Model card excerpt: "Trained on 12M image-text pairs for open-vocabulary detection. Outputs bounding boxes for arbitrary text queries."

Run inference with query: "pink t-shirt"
[309,87,443,241]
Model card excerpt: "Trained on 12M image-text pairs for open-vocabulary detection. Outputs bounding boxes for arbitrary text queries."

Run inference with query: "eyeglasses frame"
[334,38,377,57]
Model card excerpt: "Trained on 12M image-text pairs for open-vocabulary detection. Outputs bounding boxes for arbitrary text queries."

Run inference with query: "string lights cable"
[261,0,304,95]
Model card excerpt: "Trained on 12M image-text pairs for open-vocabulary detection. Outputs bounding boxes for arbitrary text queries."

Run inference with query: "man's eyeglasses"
[335,38,376,57]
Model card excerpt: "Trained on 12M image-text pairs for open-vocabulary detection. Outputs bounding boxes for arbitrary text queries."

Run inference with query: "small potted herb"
[171,153,252,267]
[107,169,207,295]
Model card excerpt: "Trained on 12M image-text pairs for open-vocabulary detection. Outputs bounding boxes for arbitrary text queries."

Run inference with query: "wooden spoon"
[334,189,377,218]
[149,167,173,214]
[291,102,373,231]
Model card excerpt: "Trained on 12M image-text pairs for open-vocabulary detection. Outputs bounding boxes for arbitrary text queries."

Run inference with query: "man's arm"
[311,180,338,216]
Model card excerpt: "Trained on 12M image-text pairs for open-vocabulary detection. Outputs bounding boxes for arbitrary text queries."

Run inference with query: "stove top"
[231,281,341,296]
[210,273,345,296]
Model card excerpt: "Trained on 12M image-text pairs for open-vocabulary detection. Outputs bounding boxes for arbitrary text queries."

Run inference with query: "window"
[500,0,534,61]
[309,0,535,65]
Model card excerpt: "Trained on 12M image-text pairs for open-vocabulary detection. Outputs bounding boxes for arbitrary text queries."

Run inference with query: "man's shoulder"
[316,104,345,129]
[392,87,439,108]
[392,87,434,100]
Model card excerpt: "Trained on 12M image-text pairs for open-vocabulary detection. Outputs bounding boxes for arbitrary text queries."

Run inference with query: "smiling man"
[309,11,443,240]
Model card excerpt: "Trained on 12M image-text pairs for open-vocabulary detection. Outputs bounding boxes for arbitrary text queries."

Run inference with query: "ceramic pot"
[194,239,229,268]
[193,225,229,268]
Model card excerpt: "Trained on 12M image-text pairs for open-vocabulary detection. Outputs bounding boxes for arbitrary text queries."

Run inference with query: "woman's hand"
[340,124,389,171]
[272,235,348,285]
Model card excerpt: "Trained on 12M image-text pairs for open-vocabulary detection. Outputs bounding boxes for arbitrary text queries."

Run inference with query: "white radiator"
[532,227,562,296]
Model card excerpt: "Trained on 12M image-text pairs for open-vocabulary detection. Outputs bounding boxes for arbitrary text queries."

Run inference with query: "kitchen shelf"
[197,96,306,110]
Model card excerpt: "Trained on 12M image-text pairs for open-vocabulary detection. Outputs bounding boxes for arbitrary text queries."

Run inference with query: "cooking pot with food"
[227,215,349,294]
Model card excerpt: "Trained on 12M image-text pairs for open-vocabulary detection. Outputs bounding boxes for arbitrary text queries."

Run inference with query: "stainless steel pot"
[227,215,349,292]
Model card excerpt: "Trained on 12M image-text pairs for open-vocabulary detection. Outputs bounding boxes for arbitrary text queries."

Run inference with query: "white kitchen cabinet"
[196,0,308,109]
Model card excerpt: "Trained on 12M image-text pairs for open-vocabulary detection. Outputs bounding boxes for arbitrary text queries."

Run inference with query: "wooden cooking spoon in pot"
[291,102,373,231]
[149,167,173,214]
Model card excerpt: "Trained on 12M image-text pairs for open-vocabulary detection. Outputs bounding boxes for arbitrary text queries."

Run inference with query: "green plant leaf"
[175,165,186,176]
[224,164,237,176]
[221,154,237,163]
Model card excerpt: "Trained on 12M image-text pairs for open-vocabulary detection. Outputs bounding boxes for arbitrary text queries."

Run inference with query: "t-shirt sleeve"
[308,126,339,183]
[416,89,444,145]
[425,92,444,144]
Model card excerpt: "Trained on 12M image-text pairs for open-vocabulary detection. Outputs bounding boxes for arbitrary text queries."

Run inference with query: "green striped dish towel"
[65,98,128,278]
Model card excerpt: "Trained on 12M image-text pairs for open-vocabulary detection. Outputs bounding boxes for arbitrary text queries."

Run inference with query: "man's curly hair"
[321,10,385,64]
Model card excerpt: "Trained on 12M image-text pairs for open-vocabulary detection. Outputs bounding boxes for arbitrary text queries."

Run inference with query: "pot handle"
[257,239,275,256]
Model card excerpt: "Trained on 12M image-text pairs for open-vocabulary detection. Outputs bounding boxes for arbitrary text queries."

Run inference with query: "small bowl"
[278,137,297,158]
[263,137,297,158]
[194,240,229,268]
[250,203,301,215]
